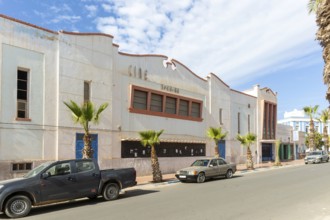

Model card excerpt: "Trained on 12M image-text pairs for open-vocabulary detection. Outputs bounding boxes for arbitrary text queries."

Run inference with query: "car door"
[207,159,220,177]
[39,162,77,202]
[74,160,100,197]
[218,158,228,175]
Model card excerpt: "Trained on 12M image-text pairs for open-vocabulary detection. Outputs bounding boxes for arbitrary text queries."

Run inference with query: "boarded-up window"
[133,90,148,110]
[150,93,163,112]
[165,97,177,114]
[191,102,201,118]
[179,100,189,116]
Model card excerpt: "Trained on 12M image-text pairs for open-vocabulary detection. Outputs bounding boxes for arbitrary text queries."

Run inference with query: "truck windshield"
[24,162,53,178]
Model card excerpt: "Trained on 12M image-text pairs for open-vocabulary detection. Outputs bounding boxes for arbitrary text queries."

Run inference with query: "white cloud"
[93,0,320,86]
[51,15,81,24]
[85,5,98,17]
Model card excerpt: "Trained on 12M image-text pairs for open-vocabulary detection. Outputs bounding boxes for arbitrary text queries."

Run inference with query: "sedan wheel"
[226,170,233,179]
[196,172,206,183]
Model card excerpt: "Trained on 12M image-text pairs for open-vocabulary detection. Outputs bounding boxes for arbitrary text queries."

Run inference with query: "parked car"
[175,158,236,183]
[0,159,137,218]
[304,151,329,164]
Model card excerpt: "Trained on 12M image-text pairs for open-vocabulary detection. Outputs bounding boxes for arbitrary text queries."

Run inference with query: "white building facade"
[0,14,278,179]
[278,109,329,134]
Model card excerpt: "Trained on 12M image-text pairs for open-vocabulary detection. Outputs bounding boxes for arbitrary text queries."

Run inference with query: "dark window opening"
[165,97,177,114]
[133,90,148,110]
[150,93,163,112]
[179,100,189,116]
[12,162,32,171]
[122,141,206,158]
[17,69,28,119]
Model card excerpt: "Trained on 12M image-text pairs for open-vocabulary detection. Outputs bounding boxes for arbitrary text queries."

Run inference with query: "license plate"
[179,175,186,178]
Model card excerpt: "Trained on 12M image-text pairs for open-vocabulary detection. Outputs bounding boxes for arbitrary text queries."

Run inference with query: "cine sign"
[161,84,179,93]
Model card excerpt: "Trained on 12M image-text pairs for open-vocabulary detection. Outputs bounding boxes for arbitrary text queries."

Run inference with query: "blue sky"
[0,0,326,119]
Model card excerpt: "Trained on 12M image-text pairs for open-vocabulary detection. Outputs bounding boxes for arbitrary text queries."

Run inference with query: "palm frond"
[63,100,82,123]
[94,103,109,123]
[139,130,164,147]
[308,0,322,13]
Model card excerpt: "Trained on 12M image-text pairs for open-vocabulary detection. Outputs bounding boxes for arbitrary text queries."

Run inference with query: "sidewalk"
[135,159,305,187]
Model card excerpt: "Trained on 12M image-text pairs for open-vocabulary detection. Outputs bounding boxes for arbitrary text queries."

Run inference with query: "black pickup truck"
[0,159,137,218]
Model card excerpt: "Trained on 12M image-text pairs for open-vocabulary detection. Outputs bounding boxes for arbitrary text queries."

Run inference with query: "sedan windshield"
[191,160,209,167]
[24,161,53,178]
[309,152,322,156]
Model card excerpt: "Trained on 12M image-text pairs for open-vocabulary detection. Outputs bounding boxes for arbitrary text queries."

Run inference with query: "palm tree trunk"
[246,146,254,169]
[151,145,162,182]
[309,119,316,151]
[274,140,282,166]
[214,141,220,158]
[316,0,330,101]
[323,125,329,153]
[83,133,93,159]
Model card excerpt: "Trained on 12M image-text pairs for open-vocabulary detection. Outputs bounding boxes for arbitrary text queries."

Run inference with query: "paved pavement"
[134,159,305,188]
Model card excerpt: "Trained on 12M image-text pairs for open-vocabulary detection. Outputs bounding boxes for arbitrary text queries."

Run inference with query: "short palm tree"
[303,105,319,151]
[139,129,164,182]
[207,127,227,158]
[308,0,330,101]
[64,100,108,159]
[319,109,329,152]
[236,133,257,169]
[274,140,282,166]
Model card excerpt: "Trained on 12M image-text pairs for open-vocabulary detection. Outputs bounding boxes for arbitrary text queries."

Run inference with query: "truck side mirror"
[41,172,50,179]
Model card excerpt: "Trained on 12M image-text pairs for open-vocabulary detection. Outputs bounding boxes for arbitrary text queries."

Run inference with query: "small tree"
[207,127,227,158]
[305,131,324,150]
[236,133,257,169]
[303,105,319,151]
[64,100,108,159]
[274,140,282,166]
[139,130,164,183]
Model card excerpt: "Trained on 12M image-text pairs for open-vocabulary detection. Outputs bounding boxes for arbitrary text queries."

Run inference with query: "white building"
[0,14,279,179]
[278,109,329,134]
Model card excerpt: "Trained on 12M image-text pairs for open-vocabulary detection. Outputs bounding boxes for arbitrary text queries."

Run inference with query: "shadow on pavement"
[0,189,159,218]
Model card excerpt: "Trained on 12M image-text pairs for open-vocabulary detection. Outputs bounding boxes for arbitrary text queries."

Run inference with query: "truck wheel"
[5,195,31,218]
[103,183,120,201]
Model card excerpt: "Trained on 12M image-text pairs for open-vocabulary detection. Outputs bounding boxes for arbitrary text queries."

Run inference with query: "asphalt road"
[2,162,330,220]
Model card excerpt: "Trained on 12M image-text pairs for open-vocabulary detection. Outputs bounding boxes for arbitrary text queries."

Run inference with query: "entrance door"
[262,143,273,161]
[76,133,98,160]
[218,140,226,159]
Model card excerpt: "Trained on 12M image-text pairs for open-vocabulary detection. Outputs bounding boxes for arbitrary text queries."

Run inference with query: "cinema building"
[0,14,279,179]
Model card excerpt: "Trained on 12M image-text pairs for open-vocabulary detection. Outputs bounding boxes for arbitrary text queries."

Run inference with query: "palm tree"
[274,140,282,166]
[139,130,164,183]
[236,133,257,169]
[64,100,108,159]
[207,127,227,158]
[303,105,319,151]
[308,0,330,101]
[318,109,329,152]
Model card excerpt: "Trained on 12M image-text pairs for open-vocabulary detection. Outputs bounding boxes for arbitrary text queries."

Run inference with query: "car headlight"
[188,170,198,175]
[0,185,3,190]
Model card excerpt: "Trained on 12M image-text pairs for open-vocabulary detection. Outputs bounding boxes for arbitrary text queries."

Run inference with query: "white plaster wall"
[230,90,257,163]
[0,17,58,161]
[57,33,114,159]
